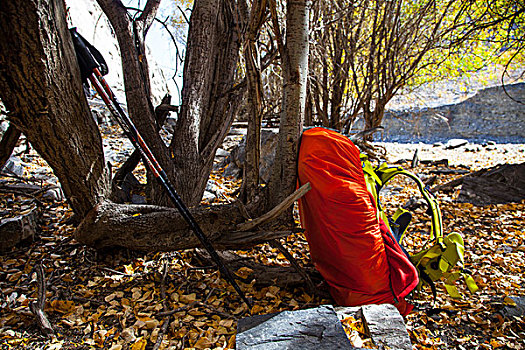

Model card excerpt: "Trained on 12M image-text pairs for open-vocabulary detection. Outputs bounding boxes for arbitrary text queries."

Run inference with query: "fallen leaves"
[1,133,524,349]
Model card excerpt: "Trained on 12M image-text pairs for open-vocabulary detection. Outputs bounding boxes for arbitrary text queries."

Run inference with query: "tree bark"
[242,0,267,202]
[268,0,310,214]
[74,200,294,251]
[0,0,110,217]
[169,0,247,206]
[96,0,175,206]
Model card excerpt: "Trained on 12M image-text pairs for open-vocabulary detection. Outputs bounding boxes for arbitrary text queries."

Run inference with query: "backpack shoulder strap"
[360,156,443,245]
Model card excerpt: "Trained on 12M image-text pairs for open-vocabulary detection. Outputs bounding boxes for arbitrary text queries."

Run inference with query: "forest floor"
[0,128,524,349]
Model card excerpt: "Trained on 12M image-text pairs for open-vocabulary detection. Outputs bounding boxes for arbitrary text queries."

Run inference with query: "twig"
[236,183,311,231]
[157,301,197,317]
[269,240,316,294]
[153,261,170,350]
[29,263,54,336]
[195,301,237,320]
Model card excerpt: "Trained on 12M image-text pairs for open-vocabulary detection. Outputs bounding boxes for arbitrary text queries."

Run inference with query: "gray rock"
[131,194,147,205]
[215,148,229,158]
[219,129,278,182]
[361,304,412,350]
[165,115,177,127]
[236,305,357,350]
[42,187,64,202]
[230,128,247,136]
[0,206,40,252]
[445,138,469,149]
[201,191,216,202]
[2,157,24,176]
[501,296,525,318]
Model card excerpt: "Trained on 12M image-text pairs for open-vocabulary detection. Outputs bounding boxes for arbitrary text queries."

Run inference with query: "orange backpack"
[298,127,418,315]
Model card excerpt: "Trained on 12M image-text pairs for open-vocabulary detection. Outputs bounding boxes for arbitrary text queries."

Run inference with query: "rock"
[215,148,229,158]
[219,129,278,182]
[201,191,216,203]
[334,306,361,321]
[445,139,469,149]
[230,128,247,136]
[236,305,358,350]
[2,157,24,176]
[131,194,147,205]
[42,187,64,202]
[361,304,412,350]
[223,163,242,179]
[0,206,40,252]
[500,296,525,318]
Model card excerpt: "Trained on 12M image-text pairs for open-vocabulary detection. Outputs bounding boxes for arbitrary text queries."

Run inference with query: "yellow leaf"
[193,336,214,349]
[49,300,76,314]
[503,296,517,307]
[130,337,147,350]
[490,339,504,348]
[124,264,134,275]
[227,335,236,349]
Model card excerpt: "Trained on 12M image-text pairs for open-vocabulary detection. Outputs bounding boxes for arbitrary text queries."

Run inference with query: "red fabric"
[297,127,418,315]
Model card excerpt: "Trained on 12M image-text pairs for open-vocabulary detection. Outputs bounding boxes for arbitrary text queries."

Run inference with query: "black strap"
[70,28,108,83]
[419,269,437,307]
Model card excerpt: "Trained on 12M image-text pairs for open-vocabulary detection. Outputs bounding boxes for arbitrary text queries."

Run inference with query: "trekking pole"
[70,28,252,310]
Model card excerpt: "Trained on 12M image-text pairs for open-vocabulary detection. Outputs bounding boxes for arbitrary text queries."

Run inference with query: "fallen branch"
[29,263,54,336]
[75,197,299,251]
[236,182,311,231]
[157,302,197,317]
[269,240,316,294]
[431,168,488,193]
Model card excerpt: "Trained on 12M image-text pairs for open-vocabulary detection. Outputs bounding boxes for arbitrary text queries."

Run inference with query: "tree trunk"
[242,0,267,202]
[75,200,289,251]
[169,0,247,206]
[96,0,175,207]
[0,0,110,217]
[268,0,310,215]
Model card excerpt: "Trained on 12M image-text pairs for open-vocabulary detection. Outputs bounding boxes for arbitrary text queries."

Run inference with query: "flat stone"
[361,304,412,350]
[501,296,525,318]
[237,305,358,350]
[230,128,247,136]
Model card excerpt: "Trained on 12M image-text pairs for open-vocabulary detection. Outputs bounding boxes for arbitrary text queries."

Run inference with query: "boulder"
[236,305,357,350]
[219,129,278,183]
[361,304,413,350]
[2,157,25,176]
